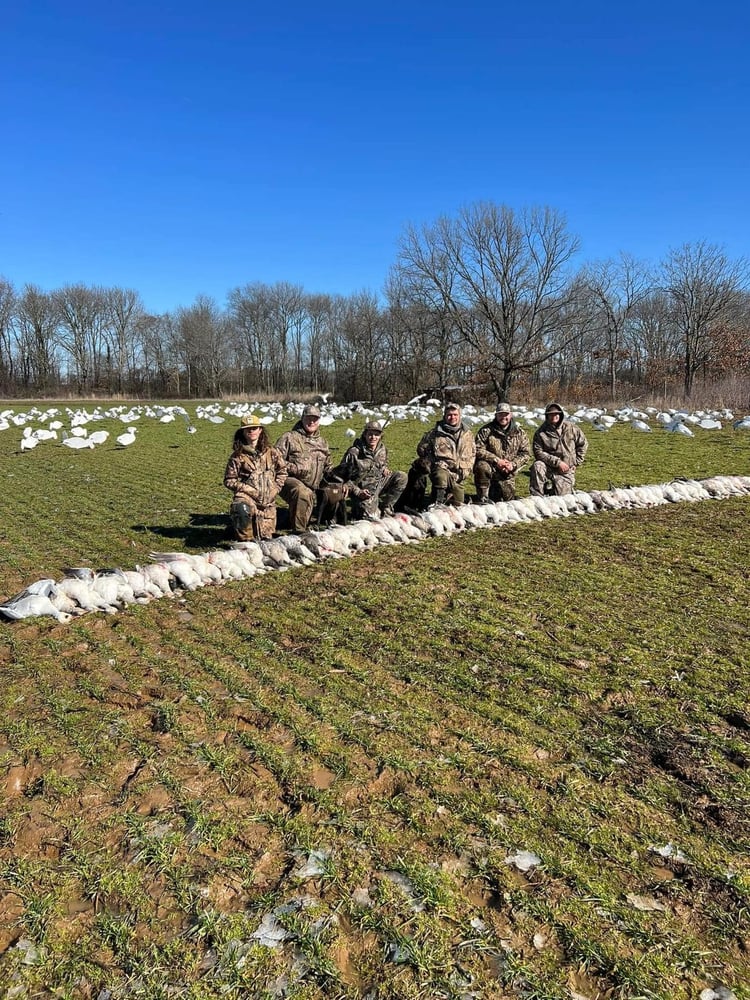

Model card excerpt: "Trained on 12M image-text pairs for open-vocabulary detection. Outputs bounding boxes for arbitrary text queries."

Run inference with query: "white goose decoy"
[62,432,94,450]
[20,432,40,451]
[116,427,137,447]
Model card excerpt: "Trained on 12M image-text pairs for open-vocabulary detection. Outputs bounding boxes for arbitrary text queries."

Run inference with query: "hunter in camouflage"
[530,402,589,496]
[410,402,476,507]
[275,404,333,531]
[224,415,288,540]
[474,402,531,502]
[332,420,407,519]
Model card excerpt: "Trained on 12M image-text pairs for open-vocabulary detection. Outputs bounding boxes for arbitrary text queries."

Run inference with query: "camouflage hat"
[241,414,262,428]
[444,402,460,413]
[545,402,564,417]
[363,421,383,434]
[302,404,321,418]
[495,402,512,415]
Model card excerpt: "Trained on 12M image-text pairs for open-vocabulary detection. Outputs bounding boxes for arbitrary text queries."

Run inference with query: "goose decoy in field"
[20,435,40,451]
[62,432,94,449]
[116,427,137,447]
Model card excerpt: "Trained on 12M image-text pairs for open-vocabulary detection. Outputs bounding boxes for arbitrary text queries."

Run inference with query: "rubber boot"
[432,488,447,506]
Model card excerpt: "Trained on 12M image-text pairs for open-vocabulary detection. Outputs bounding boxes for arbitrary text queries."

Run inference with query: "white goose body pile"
[2,474,750,624]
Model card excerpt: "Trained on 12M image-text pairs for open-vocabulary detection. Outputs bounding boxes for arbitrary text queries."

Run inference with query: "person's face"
[244,425,262,442]
[495,411,511,428]
[444,408,460,426]
[364,429,382,446]
[548,411,562,426]
[302,415,320,434]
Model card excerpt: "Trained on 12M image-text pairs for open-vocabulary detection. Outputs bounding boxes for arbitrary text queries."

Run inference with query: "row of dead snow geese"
[2,474,749,624]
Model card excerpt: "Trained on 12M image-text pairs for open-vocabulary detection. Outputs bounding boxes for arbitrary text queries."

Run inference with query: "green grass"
[0,403,749,997]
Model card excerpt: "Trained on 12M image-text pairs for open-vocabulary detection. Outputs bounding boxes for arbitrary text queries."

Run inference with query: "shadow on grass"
[132,513,231,550]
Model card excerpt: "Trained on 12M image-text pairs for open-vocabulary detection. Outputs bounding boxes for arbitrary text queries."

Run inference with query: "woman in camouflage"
[224,415,288,540]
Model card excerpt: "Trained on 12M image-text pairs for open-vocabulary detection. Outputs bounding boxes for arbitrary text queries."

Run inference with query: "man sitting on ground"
[474,402,530,502]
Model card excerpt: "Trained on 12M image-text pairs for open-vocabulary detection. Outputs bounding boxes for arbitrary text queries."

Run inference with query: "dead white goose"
[0,587,72,623]
[149,551,223,585]
[139,562,176,596]
[92,569,137,607]
[147,556,203,591]
[274,534,318,565]
[228,541,267,570]
[56,575,119,613]
[205,549,251,580]
[123,569,166,601]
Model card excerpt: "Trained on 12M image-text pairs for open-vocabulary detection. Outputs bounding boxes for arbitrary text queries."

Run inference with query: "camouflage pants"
[352,470,408,519]
[230,500,277,540]
[280,477,316,532]
[474,460,518,501]
[529,460,576,497]
[431,465,465,505]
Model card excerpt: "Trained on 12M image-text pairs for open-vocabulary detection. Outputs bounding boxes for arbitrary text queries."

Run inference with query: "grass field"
[1,405,749,999]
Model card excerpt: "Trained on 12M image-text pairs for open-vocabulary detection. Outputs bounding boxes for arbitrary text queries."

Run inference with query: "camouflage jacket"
[532,419,588,472]
[224,445,288,508]
[274,422,332,489]
[475,419,531,474]
[417,421,476,480]
[333,437,391,492]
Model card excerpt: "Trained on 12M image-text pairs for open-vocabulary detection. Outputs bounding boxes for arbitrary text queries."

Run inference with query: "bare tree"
[15,285,59,391]
[394,202,582,400]
[661,241,749,397]
[0,278,17,391]
[627,291,681,392]
[103,287,146,394]
[304,293,336,393]
[176,296,230,397]
[267,282,304,394]
[384,273,462,397]
[53,284,110,393]
[580,255,651,398]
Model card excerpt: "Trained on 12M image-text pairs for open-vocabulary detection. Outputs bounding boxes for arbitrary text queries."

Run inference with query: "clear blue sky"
[2,0,748,315]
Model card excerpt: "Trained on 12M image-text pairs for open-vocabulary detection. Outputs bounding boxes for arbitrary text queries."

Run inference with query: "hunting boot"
[432,488,447,506]
[475,487,489,504]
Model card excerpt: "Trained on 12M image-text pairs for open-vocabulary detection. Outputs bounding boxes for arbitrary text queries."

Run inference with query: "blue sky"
[2,0,748,314]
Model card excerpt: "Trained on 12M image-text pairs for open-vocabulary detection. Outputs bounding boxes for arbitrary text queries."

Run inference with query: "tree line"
[2,203,748,404]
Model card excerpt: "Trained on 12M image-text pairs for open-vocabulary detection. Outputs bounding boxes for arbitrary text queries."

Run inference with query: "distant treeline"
[2,203,749,405]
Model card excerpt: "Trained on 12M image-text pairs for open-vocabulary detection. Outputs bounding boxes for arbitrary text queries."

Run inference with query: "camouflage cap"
[302,404,321,418]
[363,421,383,434]
[444,402,461,413]
[241,414,262,428]
[495,402,512,414]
